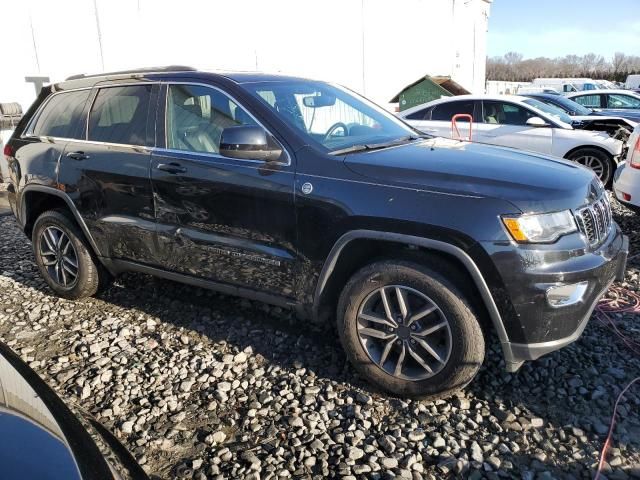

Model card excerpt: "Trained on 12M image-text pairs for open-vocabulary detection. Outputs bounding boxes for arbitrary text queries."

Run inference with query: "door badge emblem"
[301,182,313,195]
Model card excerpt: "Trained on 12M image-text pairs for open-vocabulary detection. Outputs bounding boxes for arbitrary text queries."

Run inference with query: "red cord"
[593,285,640,479]
[593,377,640,480]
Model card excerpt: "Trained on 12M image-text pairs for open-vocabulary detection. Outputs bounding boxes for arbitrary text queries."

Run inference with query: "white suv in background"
[613,124,640,212]
[399,94,624,185]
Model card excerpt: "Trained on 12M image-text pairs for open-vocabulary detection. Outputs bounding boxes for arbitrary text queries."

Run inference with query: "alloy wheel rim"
[356,285,452,381]
[575,155,605,179]
[39,226,79,288]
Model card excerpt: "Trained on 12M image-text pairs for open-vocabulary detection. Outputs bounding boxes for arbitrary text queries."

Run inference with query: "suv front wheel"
[337,260,485,399]
[32,209,109,300]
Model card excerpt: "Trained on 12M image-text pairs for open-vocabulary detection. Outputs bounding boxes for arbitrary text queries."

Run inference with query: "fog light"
[546,282,588,308]
[622,192,631,201]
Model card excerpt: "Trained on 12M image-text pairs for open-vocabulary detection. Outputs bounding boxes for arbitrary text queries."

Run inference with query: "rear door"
[15,89,92,190]
[410,100,478,139]
[475,100,553,154]
[150,82,297,298]
[57,83,160,264]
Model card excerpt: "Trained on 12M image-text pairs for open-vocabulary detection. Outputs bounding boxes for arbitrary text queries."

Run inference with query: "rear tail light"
[631,135,640,169]
[3,144,13,159]
[622,192,632,201]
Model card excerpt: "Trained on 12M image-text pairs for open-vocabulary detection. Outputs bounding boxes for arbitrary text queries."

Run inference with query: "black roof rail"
[65,65,197,81]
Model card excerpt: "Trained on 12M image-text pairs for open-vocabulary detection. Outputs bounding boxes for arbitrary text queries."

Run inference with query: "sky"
[488,0,640,60]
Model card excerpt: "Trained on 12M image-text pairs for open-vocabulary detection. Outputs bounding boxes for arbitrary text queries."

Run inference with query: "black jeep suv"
[3,67,628,398]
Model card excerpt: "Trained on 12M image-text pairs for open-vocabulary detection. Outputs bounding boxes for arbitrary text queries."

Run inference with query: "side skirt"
[103,258,305,314]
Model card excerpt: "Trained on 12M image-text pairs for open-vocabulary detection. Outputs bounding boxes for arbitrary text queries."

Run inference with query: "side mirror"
[526,116,549,127]
[219,125,283,162]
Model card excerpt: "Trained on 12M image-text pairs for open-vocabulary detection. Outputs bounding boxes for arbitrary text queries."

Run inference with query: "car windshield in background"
[522,98,573,124]
[243,81,417,153]
[546,96,593,116]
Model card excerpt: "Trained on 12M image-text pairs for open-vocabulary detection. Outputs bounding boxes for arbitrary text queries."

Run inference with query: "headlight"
[502,210,577,243]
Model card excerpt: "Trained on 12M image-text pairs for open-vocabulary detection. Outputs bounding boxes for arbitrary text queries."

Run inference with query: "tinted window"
[405,107,430,120]
[166,84,258,154]
[32,90,91,139]
[431,101,475,122]
[573,94,601,108]
[482,101,536,126]
[606,94,640,109]
[88,85,151,145]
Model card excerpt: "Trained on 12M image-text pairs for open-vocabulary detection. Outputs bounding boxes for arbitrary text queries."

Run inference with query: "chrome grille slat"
[575,194,612,247]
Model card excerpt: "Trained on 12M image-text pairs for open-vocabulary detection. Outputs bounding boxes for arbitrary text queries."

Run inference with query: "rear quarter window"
[405,107,431,120]
[31,90,91,139]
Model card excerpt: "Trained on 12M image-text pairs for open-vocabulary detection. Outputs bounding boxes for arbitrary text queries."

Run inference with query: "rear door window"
[431,101,475,122]
[32,90,91,139]
[573,94,601,108]
[88,85,152,146]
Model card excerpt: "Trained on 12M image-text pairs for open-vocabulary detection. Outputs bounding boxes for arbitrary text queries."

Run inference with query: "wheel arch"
[21,185,104,258]
[312,230,510,347]
[562,144,616,162]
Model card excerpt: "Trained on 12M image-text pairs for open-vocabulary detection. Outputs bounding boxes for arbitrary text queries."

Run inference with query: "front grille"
[574,195,612,246]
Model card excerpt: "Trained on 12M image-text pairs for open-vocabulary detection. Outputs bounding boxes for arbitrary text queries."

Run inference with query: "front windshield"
[523,98,573,124]
[242,80,416,152]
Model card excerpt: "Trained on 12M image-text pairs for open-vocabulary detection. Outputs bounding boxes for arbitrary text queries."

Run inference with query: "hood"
[0,342,149,480]
[343,138,598,212]
[572,115,637,127]
[597,109,640,121]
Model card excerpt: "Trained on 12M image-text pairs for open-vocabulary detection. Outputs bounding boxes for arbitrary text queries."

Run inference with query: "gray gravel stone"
[0,196,638,479]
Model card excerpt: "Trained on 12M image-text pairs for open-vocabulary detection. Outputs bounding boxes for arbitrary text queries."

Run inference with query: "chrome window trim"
[152,147,287,167]
[19,135,151,152]
[163,81,291,167]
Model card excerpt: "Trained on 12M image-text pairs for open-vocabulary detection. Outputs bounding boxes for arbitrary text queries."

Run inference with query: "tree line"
[486,52,640,82]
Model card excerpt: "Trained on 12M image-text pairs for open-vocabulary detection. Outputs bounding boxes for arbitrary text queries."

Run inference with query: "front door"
[474,101,553,155]
[57,83,159,264]
[151,83,297,298]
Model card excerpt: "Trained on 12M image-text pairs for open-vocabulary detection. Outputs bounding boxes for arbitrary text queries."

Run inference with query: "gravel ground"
[0,195,639,480]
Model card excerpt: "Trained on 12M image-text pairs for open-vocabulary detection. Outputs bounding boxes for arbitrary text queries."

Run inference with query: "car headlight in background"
[502,210,577,243]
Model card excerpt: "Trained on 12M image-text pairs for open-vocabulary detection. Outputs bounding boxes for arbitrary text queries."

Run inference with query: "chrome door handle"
[157,163,187,174]
[66,151,90,160]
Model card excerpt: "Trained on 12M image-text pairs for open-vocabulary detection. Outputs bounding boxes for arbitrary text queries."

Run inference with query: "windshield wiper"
[330,135,426,156]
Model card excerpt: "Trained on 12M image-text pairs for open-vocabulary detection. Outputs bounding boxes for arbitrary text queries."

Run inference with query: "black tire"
[337,260,485,399]
[566,148,613,187]
[32,209,109,299]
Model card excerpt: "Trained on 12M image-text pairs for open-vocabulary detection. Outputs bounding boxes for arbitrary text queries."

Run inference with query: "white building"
[1,0,492,111]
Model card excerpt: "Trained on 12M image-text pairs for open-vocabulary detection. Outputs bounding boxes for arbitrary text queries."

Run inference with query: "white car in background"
[613,124,640,212]
[399,94,624,185]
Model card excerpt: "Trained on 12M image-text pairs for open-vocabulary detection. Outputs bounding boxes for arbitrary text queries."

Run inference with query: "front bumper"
[482,226,628,372]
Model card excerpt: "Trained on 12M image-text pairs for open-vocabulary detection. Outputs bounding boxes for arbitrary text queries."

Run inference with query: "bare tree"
[486,51,640,82]
[612,52,628,75]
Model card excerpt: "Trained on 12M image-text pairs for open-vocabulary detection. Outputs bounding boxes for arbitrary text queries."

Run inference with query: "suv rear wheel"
[337,260,485,399]
[32,209,109,299]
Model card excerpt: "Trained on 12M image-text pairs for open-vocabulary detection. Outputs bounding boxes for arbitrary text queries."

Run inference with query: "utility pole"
[93,0,105,71]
